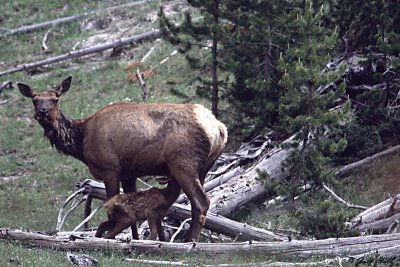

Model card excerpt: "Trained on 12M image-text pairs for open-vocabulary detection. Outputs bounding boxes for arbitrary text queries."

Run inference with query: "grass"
[0,1,220,265]
[0,0,399,266]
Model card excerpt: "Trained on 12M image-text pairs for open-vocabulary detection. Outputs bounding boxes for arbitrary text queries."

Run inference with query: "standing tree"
[219,0,295,136]
[269,0,352,238]
[159,0,222,116]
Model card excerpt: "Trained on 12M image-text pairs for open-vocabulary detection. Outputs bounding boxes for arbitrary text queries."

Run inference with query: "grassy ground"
[1,0,399,266]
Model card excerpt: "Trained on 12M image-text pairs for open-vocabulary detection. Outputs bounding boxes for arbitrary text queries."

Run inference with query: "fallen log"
[337,145,400,178]
[175,166,243,204]
[356,213,400,234]
[352,194,400,227]
[206,143,293,216]
[2,227,400,260]
[167,204,285,241]
[0,30,160,77]
[350,194,400,233]
[0,0,149,38]
[206,143,400,217]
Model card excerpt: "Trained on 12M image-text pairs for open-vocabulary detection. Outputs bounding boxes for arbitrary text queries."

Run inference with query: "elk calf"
[95,177,180,240]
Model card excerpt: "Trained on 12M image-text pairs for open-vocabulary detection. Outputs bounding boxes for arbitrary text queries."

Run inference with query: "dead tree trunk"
[350,194,400,233]
[0,1,149,38]
[2,227,400,260]
[168,204,285,241]
[0,30,160,77]
[206,143,293,216]
[206,143,400,217]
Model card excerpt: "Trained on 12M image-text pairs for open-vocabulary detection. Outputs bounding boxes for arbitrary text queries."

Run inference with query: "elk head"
[17,76,72,127]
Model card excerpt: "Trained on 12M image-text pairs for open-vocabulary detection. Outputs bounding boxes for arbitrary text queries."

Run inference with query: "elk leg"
[121,178,139,240]
[156,218,166,241]
[171,170,209,242]
[147,215,159,241]
[185,186,210,242]
[95,220,114,238]
[104,214,132,239]
[83,196,93,229]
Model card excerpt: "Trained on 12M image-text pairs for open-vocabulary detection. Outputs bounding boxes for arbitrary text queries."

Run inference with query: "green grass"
[0,0,219,264]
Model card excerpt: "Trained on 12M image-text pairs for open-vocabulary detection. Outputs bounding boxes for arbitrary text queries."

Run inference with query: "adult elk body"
[17,76,228,241]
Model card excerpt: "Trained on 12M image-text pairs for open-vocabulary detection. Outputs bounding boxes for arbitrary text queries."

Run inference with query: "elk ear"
[55,76,72,97]
[17,83,35,98]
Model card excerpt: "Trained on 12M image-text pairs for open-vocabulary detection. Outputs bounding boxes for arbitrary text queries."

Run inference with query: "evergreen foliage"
[218,0,293,133]
[295,191,359,239]
[159,0,400,238]
[277,0,349,187]
[159,0,222,116]
[273,1,351,238]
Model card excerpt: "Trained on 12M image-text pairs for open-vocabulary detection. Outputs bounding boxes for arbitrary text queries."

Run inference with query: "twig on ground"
[58,196,87,232]
[0,81,12,95]
[56,188,85,231]
[170,218,191,243]
[42,29,52,53]
[125,258,188,266]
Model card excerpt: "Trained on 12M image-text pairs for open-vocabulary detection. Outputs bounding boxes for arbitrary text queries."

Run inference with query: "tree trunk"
[168,204,285,241]
[0,1,149,38]
[2,227,400,260]
[206,142,293,216]
[210,0,219,117]
[0,30,160,77]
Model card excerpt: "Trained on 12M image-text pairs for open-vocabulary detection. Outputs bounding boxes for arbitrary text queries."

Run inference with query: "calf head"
[17,76,72,127]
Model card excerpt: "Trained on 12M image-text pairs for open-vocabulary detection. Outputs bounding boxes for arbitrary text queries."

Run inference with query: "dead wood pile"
[2,227,400,263]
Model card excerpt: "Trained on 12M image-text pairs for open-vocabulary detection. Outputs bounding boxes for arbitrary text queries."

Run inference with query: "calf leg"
[103,219,132,239]
[147,215,159,241]
[121,178,139,239]
[95,220,114,238]
[156,219,166,241]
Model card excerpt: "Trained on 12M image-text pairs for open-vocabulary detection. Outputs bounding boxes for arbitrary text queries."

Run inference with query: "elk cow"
[96,177,180,240]
[17,76,228,242]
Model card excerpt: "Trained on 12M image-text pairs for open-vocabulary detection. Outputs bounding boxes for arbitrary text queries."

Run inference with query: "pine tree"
[159,0,222,116]
[276,0,350,202]
[219,0,295,135]
[272,0,353,238]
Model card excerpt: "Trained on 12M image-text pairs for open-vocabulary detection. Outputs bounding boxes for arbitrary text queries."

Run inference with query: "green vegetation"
[1,0,400,265]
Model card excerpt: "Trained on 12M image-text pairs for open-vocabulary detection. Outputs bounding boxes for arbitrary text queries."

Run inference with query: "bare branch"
[323,183,368,210]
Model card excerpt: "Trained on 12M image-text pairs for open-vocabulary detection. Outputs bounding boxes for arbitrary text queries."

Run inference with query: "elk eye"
[51,98,58,104]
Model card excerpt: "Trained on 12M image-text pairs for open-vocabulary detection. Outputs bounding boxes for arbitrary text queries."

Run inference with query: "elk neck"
[42,111,85,162]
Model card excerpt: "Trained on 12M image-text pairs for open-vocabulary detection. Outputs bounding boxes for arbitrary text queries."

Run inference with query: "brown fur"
[17,76,228,242]
[95,178,180,240]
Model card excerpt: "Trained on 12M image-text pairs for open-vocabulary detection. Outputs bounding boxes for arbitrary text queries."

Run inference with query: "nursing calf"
[96,177,180,240]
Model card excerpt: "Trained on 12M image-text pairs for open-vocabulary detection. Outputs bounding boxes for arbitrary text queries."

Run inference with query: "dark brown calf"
[17,76,228,241]
[96,177,180,240]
